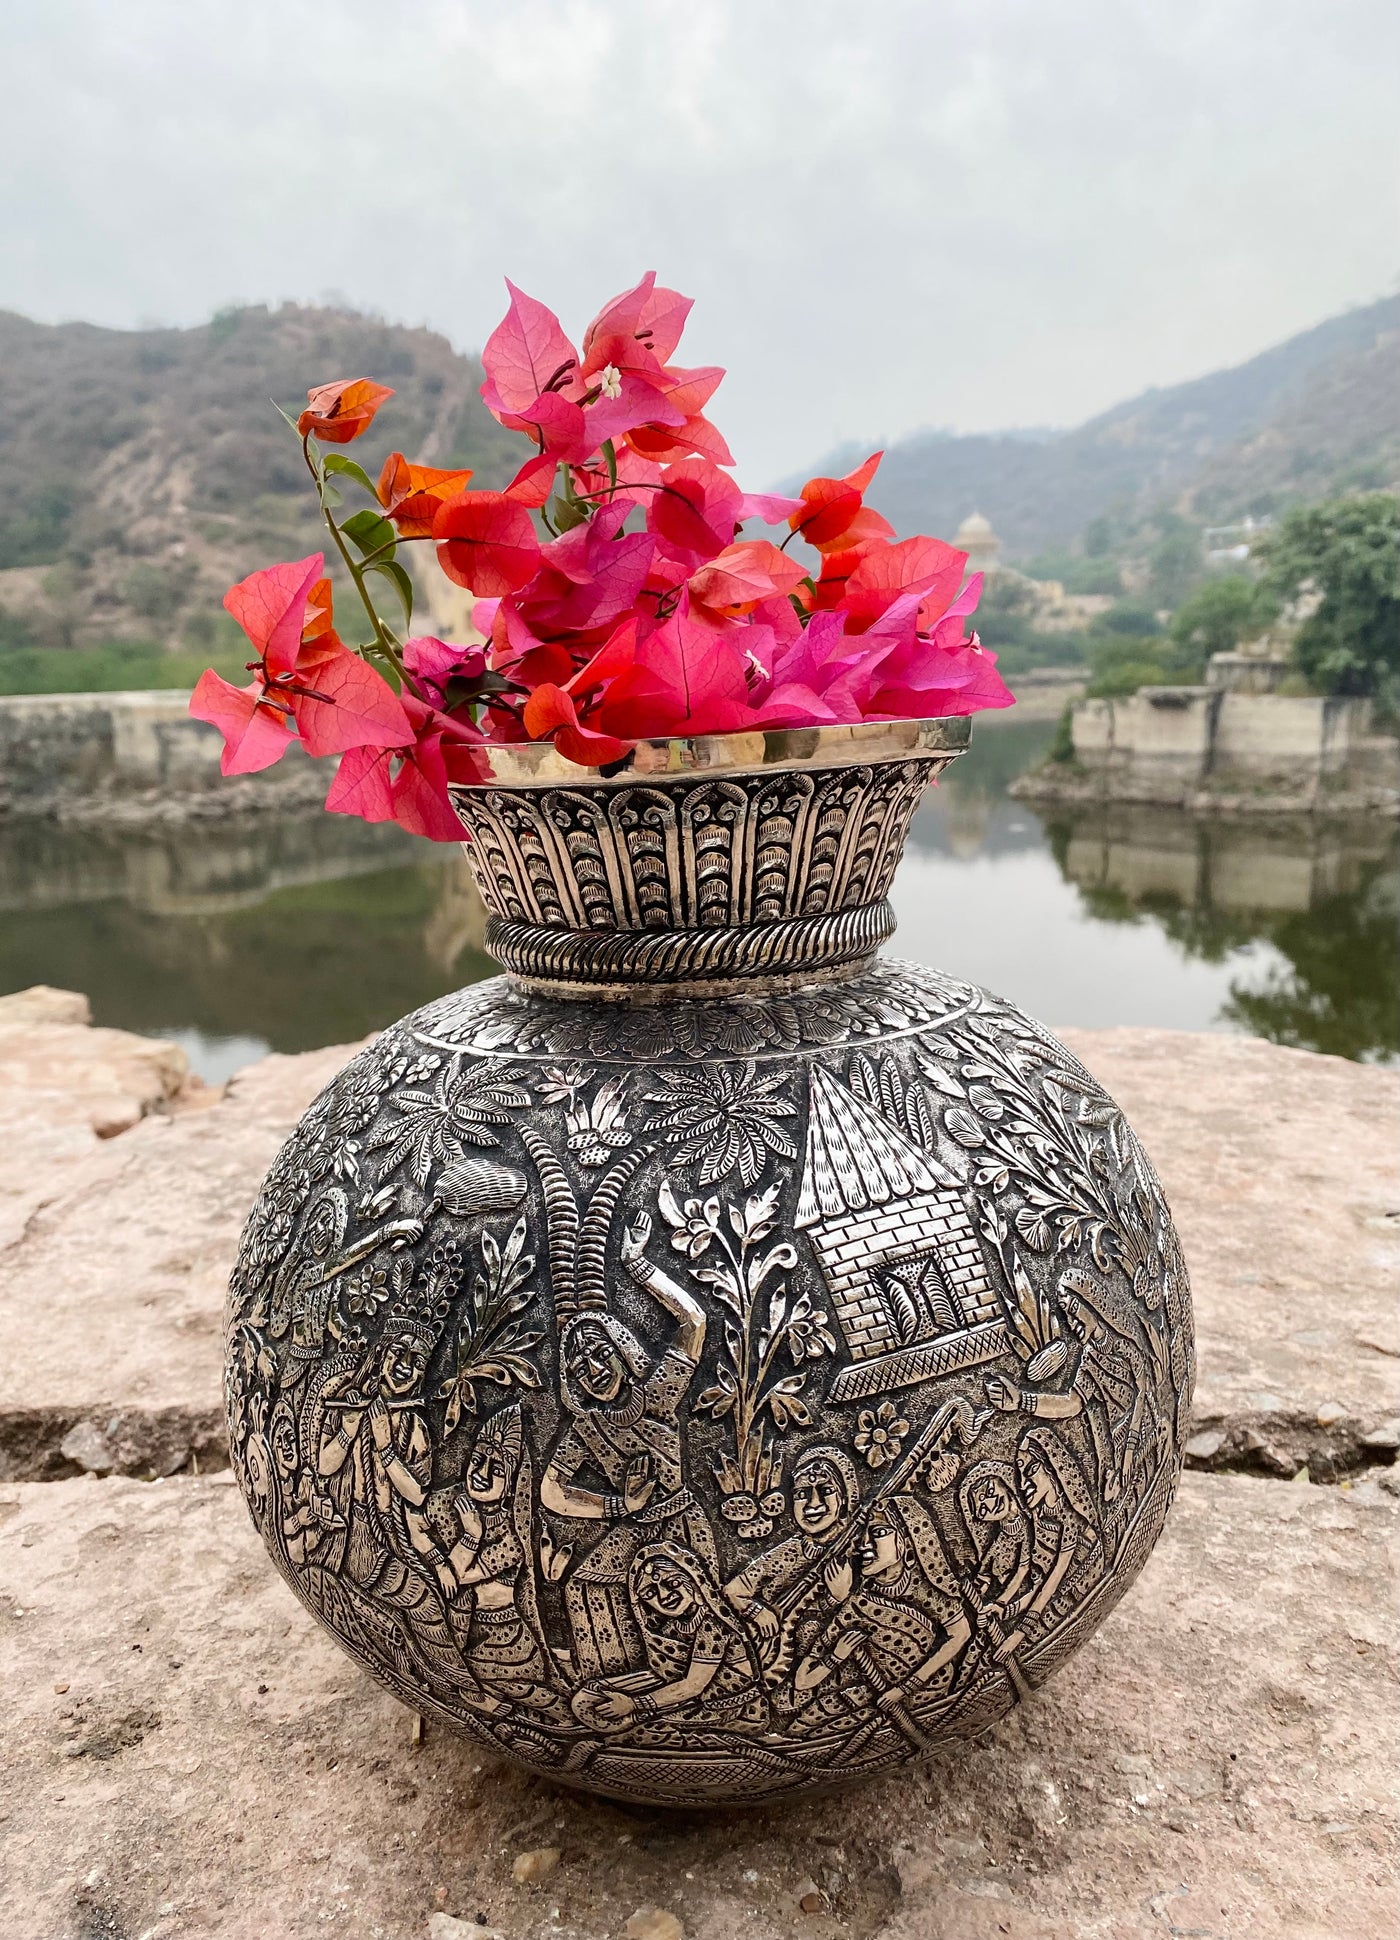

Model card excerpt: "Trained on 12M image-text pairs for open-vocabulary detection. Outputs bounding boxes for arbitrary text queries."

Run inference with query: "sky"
[1,0,1395,482]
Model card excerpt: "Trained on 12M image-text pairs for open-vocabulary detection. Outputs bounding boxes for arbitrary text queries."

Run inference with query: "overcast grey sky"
[1,0,1394,481]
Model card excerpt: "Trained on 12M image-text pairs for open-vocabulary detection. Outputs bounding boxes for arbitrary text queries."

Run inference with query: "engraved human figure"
[542,1212,717,1679]
[1015,1427,1102,1626]
[442,1404,567,1721]
[723,1445,858,1681]
[317,1316,490,1699]
[789,1495,971,1736]
[985,1277,1163,1511]
[269,1402,345,1570]
[958,1461,1033,1664]
[571,1543,765,1735]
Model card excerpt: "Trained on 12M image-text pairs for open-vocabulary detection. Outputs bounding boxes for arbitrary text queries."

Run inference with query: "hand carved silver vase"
[225,720,1194,1806]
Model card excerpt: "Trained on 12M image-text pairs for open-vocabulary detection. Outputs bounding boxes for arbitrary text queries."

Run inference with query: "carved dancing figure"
[264,1186,422,1388]
[317,1312,493,1702]
[958,1459,1034,1671]
[269,1401,345,1571]
[571,1542,765,1735]
[723,1445,858,1683]
[789,1495,971,1743]
[986,1273,1164,1514]
[1014,1426,1102,1626]
[442,1405,567,1721]
[542,1212,718,1679]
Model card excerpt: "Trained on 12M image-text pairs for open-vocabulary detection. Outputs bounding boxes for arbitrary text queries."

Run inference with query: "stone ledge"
[0,1002,1395,1486]
[0,1469,1393,1940]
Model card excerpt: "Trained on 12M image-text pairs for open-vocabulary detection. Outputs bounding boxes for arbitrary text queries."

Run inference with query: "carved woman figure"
[1014,1427,1102,1626]
[542,1212,717,1679]
[571,1542,765,1735]
[723,1445,859,1683]
[958,1460,1034,1666]
[317,1314,490,1702]
[789,1495,971,1740]
[269,1400,345,1571]
[986,1274,1165,1515]
[442,1404,567,1722]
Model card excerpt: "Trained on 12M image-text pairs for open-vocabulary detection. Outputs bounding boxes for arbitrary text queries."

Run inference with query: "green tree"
[1148,524,1203,607]
[1257,495,1400,702]
[1168,574,1260,661]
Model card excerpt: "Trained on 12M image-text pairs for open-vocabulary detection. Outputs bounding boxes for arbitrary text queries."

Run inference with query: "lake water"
[1,715,1394,1081]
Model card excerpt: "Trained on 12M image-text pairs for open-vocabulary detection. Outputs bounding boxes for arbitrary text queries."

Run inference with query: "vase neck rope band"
[484,899,899,1001]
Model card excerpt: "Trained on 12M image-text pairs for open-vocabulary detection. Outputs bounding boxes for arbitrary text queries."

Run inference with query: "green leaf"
[368,559,414,626]
[341,508,397,559]
[551,495,589,534]
[323,454,378,496]
[321,484,343,509]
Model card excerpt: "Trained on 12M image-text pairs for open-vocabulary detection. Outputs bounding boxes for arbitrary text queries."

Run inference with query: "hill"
[0,304,519,656]
[803,295,1400,561]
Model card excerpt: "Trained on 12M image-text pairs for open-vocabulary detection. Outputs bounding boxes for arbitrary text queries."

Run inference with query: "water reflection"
[0,713,1393,1077]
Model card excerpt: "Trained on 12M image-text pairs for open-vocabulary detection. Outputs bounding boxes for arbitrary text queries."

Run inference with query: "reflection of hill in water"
[0,815,493,1054]
[1040,806,1398,1063]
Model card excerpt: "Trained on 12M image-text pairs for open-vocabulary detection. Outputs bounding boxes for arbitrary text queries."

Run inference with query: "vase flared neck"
[449,725,968,1003]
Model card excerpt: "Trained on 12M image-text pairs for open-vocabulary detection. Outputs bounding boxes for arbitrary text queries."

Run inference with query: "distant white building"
[953,511,1002,576]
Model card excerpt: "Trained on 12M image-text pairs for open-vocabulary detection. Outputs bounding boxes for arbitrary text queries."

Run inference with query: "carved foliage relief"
[225,962,1194,1806]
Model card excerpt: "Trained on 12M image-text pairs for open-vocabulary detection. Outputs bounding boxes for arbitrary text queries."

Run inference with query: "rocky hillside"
[808,295,1400,561]
[0,304,519,653]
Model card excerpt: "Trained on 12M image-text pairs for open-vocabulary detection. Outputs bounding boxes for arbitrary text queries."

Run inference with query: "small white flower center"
[598,364,623,400]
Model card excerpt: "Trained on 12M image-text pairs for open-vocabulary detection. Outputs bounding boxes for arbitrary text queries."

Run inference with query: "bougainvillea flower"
[189,670,296,774]
[223,554,326,678]
[688,540,810,618]
[377,454,475,538]
[502,452,560,509]
[788,452,896,554]
[326,694,485,841]
[522,680,634,767]
[435,490,543,595]
[649,459,801,566]
[581,272,692,371]
[594,600,753,739]
[520,502,655,635]
[198,273,1019,818]
[841,535,967,633]
[625,411,735,468]
[481,281,581,417]
[401,635,489,709]
[297,378,395,444]
[195,553,410,770]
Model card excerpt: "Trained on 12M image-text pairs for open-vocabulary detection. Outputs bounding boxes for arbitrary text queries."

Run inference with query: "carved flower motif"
[643,1061,798,1188]
[657,1178,722,1259]
[854,1400,910,1470]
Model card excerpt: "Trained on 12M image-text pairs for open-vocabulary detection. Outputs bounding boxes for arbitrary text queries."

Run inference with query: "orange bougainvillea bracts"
[297,378,395,444]
[192,275,1013,839]
[377,454,474,537]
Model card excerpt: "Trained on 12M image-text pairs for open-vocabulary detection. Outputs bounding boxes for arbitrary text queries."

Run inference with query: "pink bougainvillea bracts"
[192,275,1013,838]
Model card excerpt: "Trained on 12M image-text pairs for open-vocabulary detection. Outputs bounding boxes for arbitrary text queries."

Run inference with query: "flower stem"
[302,434,414,692]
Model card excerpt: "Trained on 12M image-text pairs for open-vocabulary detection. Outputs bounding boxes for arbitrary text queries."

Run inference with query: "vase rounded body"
[224,723,1194,1806]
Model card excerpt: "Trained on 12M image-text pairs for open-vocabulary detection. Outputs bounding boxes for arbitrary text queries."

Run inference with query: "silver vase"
[224,720,1194,1806]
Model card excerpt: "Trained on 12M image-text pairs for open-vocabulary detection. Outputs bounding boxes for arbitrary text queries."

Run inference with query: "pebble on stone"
[511,1845,560,1884]
[625,1910,685,1940]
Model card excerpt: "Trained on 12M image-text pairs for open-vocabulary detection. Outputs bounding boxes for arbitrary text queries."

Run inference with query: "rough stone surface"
[0,999,1396,1931]
[1057,1029,1400,1477]
[0,985,204,1254]
[0,1468,1393,1940]
[0,1002,359,1477]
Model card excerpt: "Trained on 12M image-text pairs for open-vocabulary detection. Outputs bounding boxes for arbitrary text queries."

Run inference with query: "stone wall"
[1067,686,1398,806]
[0,690,315,818]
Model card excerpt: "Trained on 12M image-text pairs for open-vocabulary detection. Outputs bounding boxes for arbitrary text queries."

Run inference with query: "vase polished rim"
[452,716,972,791]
